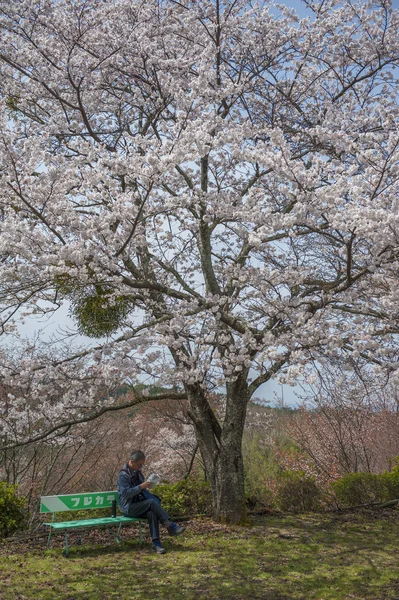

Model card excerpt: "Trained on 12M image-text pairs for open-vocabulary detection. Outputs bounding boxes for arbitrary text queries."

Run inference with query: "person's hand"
[140,481,152,490]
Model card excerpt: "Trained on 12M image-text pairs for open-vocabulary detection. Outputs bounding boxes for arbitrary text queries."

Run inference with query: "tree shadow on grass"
[58,539,199,560]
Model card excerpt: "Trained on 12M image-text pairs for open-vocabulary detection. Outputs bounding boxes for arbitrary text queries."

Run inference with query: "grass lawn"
[0,512,398,600]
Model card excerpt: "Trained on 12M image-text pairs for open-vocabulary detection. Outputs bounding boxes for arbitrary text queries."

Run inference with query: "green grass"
[0,513,398,600]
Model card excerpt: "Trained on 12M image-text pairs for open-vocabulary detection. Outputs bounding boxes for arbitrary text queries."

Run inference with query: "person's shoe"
[152,540,166,554]
[167,522,186,536]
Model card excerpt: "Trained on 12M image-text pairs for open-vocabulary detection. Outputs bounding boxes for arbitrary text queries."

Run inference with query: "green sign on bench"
[41,491,118,512]
[40,491,146,557]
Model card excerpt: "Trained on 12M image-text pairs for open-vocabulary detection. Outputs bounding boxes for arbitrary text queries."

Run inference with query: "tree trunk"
[187,375,249,524]
[212,432,247,523]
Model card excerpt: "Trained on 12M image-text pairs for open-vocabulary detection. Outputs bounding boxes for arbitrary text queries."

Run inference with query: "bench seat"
[44,515,143,530]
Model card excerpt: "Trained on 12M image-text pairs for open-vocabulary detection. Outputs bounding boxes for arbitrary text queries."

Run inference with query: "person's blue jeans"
[123,497,170,541]
[142,490,161,504]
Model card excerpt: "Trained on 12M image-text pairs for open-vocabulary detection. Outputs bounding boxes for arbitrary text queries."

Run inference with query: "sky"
[281,0,399,11]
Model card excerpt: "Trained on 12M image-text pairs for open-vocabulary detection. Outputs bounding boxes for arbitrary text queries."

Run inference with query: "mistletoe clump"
[70,285,135,337]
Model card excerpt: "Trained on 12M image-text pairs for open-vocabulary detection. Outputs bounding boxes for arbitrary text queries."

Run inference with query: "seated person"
[118,449,186,554]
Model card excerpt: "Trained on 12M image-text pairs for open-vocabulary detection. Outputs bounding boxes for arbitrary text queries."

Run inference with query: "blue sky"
[282,0,399,11]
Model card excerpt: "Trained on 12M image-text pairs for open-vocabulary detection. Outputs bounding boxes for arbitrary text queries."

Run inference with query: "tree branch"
[0,390,187,451]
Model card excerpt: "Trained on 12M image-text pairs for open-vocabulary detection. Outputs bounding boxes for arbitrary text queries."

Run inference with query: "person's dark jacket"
[117,464,146,515]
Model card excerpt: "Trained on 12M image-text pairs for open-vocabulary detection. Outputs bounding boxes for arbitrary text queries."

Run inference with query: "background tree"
[286,362,399,477]
[1,0,399,522]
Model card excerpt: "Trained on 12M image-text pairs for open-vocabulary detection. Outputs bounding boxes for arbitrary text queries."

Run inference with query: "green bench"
[40,491,146,557]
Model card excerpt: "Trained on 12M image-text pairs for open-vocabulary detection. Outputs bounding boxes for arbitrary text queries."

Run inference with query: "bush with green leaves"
[332,472,387,506]
[275,471,322,513]
[0,482,28,538]
[243,433,279,509]
[381,465,399,500]
[242,424,301,510]
[156,477,212,517]
[332,467,399,507]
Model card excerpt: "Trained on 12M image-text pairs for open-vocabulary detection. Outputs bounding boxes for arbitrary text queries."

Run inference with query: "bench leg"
[46,528,52,550]
[116,523,123,544]
[63,532,69,558]
[139,522,142,545]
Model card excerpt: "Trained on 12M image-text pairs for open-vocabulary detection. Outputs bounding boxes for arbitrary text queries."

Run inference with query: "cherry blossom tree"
[1,0,399,522]
[131,398,199,480]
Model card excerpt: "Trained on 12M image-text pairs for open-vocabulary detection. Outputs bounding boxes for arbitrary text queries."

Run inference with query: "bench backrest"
[40,491,118,513]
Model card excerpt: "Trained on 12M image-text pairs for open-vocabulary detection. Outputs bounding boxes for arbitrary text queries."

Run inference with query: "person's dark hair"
[130,450,145,462]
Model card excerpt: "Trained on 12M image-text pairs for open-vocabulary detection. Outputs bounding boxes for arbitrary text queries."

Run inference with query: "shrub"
[156,477,212,517]
[332,472,387,506]
[242,428,302,510]
[381,466,399,500]
[275,471,322,512]
[0,482,28,538]
[243,434,279,509]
